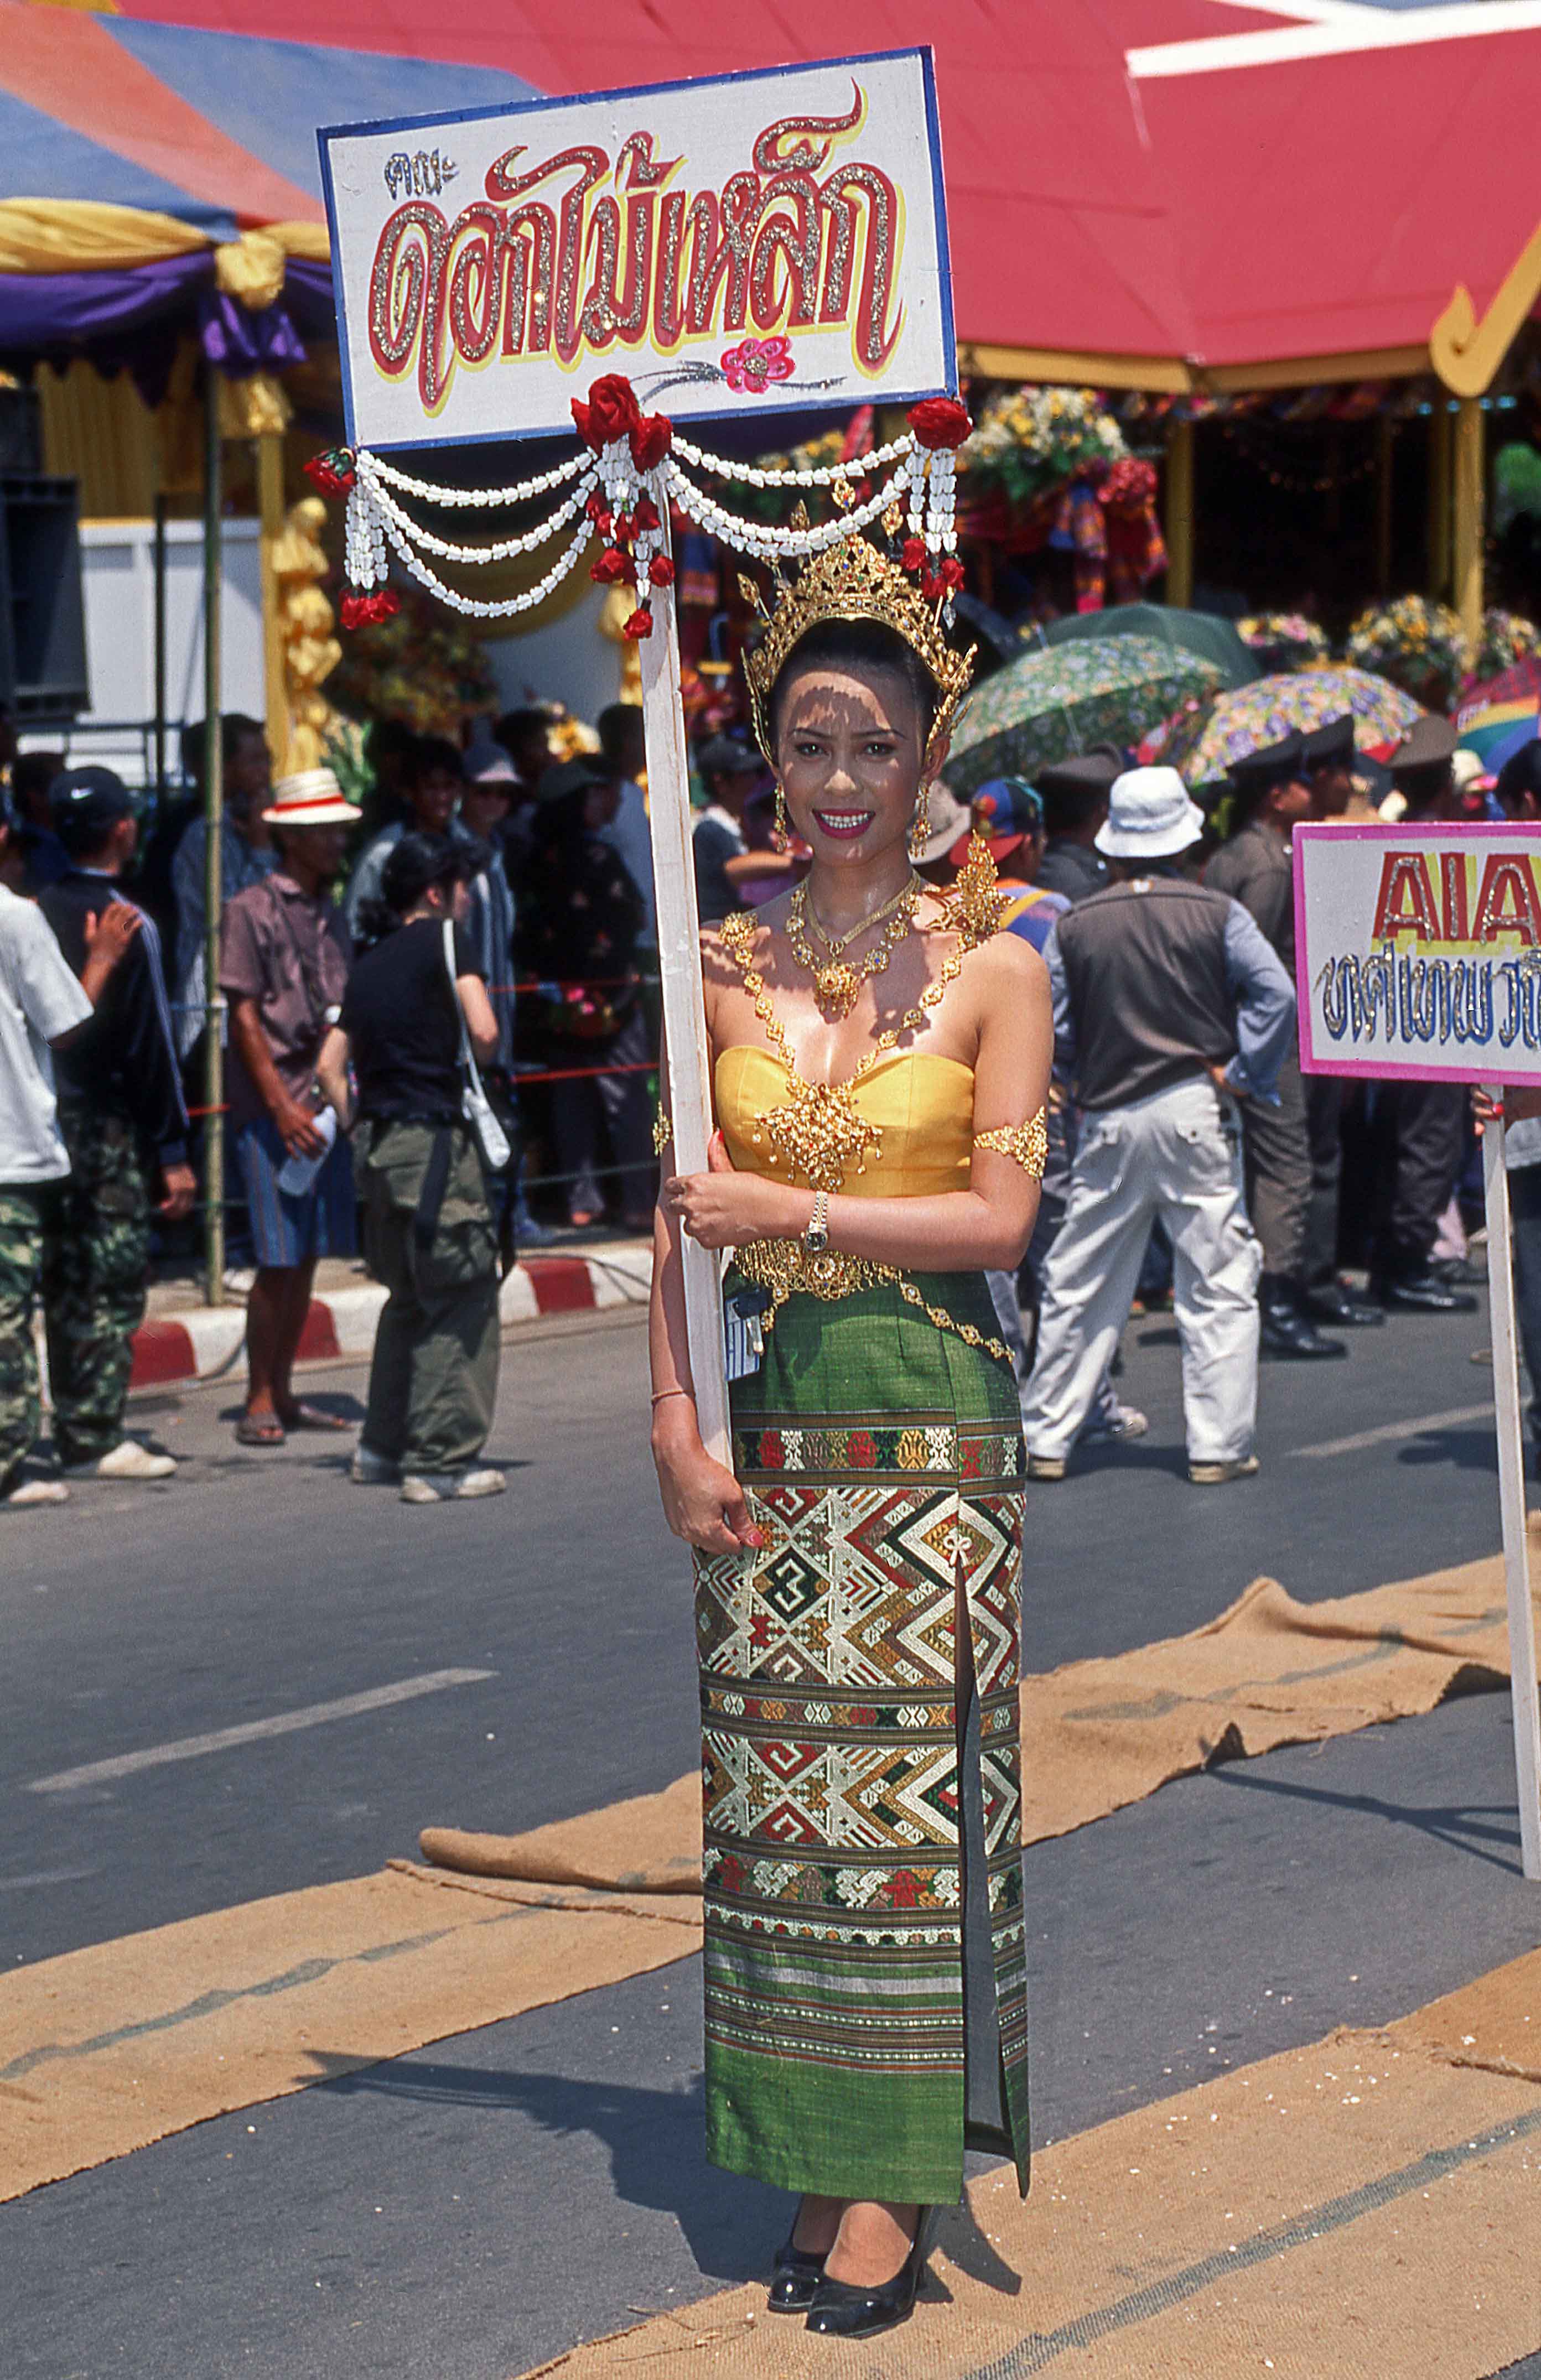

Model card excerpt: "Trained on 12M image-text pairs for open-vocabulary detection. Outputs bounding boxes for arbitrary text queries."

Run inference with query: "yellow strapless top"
[714,1045,974,1198]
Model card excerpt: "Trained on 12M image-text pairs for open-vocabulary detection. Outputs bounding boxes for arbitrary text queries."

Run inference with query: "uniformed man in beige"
[1205,732,1346,1360]
[1021,768,1295,1486]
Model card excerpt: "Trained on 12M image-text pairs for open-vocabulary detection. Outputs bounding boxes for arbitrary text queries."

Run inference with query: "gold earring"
[772,785,791,854]
[909,781,932,862]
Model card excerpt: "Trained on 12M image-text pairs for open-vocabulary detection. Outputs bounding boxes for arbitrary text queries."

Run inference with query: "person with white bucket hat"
[1019,766,1295,1486]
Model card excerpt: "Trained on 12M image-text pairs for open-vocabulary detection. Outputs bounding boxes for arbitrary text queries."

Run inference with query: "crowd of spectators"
[0,683,1532,1510]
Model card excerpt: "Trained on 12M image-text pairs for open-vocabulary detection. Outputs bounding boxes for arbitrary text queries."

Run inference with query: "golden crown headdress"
[740,533,976,770]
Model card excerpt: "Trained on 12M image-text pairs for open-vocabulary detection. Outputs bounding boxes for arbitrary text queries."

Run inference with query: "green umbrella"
[1035,602,1259,692]
[944,635,1225,797]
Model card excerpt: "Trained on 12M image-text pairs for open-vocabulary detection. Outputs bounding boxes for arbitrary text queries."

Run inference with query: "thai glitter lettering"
[365,90,903,413]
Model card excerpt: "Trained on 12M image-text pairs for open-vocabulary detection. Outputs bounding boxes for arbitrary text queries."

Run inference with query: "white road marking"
[1289,1404,1495,1461]
[27,1670,496,1794]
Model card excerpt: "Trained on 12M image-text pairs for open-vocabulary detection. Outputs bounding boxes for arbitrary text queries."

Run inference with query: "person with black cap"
[1032,744,1123,903]
[1205,733,1347,1359]
[37,767,194,1482]
[1303,711,1358,822]
[1365,716,1477,1314]
[691,735,795,920]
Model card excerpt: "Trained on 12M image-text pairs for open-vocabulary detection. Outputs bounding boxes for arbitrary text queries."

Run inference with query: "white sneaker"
[3,1478,69,1508]
[350,1444,400,1485]
[64,1441,177,1482]
[399,1467,506,1504]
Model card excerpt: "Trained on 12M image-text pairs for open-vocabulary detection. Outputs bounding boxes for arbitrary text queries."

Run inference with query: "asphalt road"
[4,1287,1541,2376]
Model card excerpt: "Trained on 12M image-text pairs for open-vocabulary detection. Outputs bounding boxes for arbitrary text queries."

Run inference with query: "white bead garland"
[338,424,965,623]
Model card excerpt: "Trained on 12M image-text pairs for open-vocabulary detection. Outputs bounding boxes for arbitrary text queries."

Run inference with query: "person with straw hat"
[220,767,359,1448]
[1020,766,1295,1487]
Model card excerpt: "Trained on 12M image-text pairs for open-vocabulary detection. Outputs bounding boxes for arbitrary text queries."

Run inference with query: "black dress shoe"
[1377,1271,1478,1315]
[1258,1280,1346,1360]
[1303,1282,1385,1328]
[805,2208,937,2339]
[767,2238,827,2314]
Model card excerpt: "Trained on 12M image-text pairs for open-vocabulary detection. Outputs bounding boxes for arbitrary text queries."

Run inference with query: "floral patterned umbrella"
[943,635,1223,797]
[1142,667,1423,790]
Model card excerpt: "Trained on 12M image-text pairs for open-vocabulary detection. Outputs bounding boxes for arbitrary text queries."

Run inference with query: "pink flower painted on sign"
[721,336,795,394]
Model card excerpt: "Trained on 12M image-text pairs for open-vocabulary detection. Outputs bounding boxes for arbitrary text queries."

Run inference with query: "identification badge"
[724,1286,770,1382]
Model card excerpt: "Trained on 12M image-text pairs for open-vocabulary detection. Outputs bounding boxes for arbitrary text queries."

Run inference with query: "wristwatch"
[803,1189,830,1253]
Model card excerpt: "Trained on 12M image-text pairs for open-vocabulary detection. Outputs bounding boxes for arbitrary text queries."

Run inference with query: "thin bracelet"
[650,1386,694,1406]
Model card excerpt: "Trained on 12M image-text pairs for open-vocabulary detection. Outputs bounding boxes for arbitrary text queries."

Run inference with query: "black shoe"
[804,2208,937,2339]
[768,2236,828,2315]
[1258,1279,1346,1360]
[1376,1271,1478,1315]
[1303,1281,1385,1328]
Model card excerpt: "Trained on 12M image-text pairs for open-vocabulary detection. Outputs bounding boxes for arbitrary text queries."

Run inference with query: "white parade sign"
[1295,822,1541,1086]
[1296,819,1541,1881]
[320,48,953,453]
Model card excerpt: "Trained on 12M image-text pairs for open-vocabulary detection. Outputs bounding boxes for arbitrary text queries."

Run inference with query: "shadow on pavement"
[1210,1763,1524,1877]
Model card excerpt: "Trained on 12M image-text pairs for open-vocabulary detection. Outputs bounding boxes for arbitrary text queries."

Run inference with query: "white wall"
[21,518,266,784]
[482,581,621,726]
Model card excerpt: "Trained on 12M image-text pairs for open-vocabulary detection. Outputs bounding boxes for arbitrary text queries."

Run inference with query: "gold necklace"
[806,873,922,955]
[788,879,919,1021]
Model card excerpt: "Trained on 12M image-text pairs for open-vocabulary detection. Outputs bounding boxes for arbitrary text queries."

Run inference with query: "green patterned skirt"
[694,1268,1029,2206]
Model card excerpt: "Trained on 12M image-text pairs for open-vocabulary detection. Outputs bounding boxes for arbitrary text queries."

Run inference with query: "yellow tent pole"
[255,430,289,776]
[1165,417,1194,609]
[1451,397,1485,657]
[1428,402,1452,599]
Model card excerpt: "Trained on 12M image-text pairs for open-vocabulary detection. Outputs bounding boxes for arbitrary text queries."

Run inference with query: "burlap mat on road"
[422,1552,1528,1892]
[0,1866,698,2205]
[3,1555,1531,2207]
[516,1951,1541,2380]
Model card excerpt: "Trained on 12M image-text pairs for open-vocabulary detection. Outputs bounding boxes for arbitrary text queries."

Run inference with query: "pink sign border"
[1293,820,1541,1085]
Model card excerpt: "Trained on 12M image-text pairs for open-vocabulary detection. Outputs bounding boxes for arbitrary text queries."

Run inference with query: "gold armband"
[652,1107,672,1156]
[974,1110,1048,1179]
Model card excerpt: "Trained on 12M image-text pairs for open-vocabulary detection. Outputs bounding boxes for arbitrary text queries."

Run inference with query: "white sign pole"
[1480,1106,1541,1880]
[640,514,731,1470]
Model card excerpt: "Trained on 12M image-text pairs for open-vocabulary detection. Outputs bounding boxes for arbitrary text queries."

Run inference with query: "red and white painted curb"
[127,1243,653,1392]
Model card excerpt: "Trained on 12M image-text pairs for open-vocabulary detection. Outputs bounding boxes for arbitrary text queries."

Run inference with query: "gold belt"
[735,1239,1013,1366]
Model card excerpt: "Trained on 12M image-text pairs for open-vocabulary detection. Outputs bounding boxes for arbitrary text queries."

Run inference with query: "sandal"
[277,1402,350,1433]
[235,1412,286,1447]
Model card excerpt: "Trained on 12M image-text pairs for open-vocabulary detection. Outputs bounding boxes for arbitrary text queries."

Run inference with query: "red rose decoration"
[901,537,926,574]
[648,553,676,588]
[632,495,660,532]
[340,592,364,630]
[629,412,672,472]
[908,396,972,450]
[940,555,966,591]
[590,546,630,585]
[571,373,642,451]
[623,604,654,640]
[364,589,399,623]
[304,449,356,497]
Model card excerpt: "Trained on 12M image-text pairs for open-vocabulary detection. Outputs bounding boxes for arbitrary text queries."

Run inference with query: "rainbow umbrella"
[1455,692,1541,780]
[1144,667,1423,790]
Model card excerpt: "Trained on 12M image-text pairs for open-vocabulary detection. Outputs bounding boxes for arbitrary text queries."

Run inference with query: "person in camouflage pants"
[0,1114,154,1487]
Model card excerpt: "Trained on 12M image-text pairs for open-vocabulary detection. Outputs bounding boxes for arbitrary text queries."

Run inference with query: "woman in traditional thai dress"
[648,532,1052,2341]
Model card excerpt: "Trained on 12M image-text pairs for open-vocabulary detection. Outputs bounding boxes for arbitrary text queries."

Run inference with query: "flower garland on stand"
[1343,594,1471,710]
[1471,607,1541,685]
[307,375,973,646]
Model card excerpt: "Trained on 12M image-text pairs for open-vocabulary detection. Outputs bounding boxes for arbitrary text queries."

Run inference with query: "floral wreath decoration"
[305,379,973,645]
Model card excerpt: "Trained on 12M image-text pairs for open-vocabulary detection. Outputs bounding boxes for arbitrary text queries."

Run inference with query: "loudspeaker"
[0,387,42,475]
[0,475,89,726]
